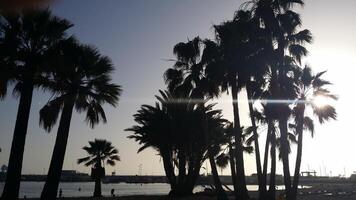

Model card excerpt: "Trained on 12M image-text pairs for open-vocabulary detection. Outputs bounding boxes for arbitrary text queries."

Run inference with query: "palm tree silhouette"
[39,39,121,199]
[127,90,227,197]
[78,139,120,197]
[244,1,312,198]
[0,9,72,199]
[164,37,228,200]
[206,10,272,199]
[290,66,337,200]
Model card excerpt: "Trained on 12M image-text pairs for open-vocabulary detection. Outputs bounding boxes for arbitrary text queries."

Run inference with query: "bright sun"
[312,95,330,108]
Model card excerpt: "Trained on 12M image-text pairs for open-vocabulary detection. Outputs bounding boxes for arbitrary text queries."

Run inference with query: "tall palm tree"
[0,10,72,199]
[207,9,274,199]
[39,40,121,200]
[245,2,311,198]
[290,66,337,200]
[209,11,259,200]
[78,139,120,197]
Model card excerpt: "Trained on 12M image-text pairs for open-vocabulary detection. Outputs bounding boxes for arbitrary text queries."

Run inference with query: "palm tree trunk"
[94,177,102,197]
[228,142,238,198]
[161,150,177,194]
[279,116,292,199]
[268,129,276,200]
[261,121,272,199]
[208,149,228,200]
[175,148,188,196]
[246,85,264,197]
[1,82,34,200]
[185,158,201,195]
[231,77,249,200]
[40,100,75,200]
[291,104,305,200]
[177,148,186,183]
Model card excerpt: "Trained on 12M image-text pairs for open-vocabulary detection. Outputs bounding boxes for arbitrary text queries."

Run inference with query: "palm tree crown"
[78,139,120,167]
[0,9,73,98]
[39,39,121,131]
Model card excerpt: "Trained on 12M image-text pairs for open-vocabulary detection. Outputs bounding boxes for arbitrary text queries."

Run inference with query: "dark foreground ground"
[20,183,356,200]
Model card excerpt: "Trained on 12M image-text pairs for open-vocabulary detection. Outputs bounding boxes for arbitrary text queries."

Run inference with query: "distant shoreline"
[1,174,351,185]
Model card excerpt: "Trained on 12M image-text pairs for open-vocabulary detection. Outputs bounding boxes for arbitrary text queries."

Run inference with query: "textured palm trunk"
[291,104,305,200]
[246,85,264,198]
[268,129,276,200]
[93,177,102,197]
[279,116,292,199]
[1,82,34,200]
[261,121,272,199]
[231,77,249,200]
[40,99,75,200]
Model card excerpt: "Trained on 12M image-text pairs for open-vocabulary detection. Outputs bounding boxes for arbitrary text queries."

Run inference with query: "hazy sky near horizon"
[1,0,356,177]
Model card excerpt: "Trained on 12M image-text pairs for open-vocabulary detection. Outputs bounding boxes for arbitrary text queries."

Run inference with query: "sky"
[0,0,356,177]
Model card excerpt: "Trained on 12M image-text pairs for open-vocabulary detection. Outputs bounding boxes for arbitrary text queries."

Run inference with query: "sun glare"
[312,95,330,108]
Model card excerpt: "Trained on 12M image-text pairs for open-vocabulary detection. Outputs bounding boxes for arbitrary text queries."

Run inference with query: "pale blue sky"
[0,0,355,177]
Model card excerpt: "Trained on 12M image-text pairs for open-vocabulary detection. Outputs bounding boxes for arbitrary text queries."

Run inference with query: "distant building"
[350,174,356,182]
[60,170,90,182]
[301,171,317,177]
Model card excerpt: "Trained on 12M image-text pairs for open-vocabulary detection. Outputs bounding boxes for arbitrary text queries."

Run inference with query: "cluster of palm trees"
[0,9,121,199]
[128,1,337,200]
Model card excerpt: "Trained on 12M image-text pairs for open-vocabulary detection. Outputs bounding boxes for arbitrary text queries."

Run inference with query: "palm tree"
[164,37,228,200]
[127,90,227,197]
[39,40,121,200]
[290,66,337,200]
[206,9,275,199]
[244,2,312,198]
[78,139,120,197]
[0,9,72,199]
[209,11,260,200]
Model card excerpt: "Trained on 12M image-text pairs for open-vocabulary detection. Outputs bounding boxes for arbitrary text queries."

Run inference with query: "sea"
[0,182,262,198]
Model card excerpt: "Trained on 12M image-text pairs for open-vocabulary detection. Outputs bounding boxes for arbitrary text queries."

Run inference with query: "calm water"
[0,182,285,198]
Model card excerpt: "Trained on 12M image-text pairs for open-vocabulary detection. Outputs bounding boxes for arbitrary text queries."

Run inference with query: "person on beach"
[111,188,115,197]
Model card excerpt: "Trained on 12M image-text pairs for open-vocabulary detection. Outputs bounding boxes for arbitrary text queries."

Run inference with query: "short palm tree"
[164,37,228,200]
[0,9,72,199]
[78,139,120,197]
[39,40,121,199]
[127,90,226,197]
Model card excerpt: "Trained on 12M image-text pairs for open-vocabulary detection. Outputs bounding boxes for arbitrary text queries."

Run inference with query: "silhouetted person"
[23,195,27,200]
[111,188,115,197]
[78,187,81,192]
